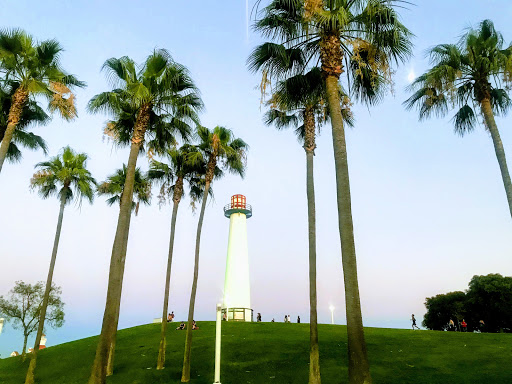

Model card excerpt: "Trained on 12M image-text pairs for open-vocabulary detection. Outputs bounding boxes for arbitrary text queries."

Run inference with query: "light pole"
[329,305,335,325]
[214,303,222,384]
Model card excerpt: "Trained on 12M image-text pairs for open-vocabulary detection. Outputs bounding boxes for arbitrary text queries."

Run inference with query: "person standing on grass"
[411,314,420,330]
[297,316,301,324]
[461,319,468,332]
[287,314,291,323]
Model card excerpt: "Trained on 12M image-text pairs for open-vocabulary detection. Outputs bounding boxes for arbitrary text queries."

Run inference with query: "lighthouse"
[222,194,253,322]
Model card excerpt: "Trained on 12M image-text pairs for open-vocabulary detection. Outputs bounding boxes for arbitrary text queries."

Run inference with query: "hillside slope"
[1,322,511,383]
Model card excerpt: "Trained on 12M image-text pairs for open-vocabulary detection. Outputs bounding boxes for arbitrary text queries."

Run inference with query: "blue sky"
[1,0,512,357]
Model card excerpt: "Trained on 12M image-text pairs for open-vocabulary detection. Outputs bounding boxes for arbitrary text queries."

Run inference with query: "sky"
[1,0,512,358]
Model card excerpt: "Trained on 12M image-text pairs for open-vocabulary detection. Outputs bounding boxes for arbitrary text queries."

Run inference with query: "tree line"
[1,1,512,384]
[423,274,512,333]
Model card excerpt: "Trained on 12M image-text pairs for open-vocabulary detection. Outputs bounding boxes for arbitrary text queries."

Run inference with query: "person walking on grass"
[411,314,420,330]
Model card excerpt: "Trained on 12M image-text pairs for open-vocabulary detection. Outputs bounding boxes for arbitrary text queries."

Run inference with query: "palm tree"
[251,1,412,382]
[0,83,49,163]
[147,144,210,370]
[405,19,512,219]
[25,146,95,384]
[264,65,353,384]
[96,164,151,376]
[97,164,151,215]
[181,126,248,382]
[87,50,202,384]
[0,29,85,173]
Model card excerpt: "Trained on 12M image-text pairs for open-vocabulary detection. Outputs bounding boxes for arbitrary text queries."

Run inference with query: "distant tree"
[422,291,466,331]
[0,29,85,173]
[97,164,151,216]
[466,274,512,332]
[0,281,64,358]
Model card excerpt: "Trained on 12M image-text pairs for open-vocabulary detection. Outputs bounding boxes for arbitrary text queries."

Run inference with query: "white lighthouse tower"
[223,194,253,322]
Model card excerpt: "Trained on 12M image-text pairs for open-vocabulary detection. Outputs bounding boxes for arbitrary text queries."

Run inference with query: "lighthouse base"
[221,308,253,322]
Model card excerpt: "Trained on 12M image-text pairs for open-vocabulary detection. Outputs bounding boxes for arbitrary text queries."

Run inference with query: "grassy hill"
[1,322,511,384]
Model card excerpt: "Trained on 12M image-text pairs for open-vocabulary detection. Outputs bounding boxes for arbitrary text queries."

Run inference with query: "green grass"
[1,322,511,383]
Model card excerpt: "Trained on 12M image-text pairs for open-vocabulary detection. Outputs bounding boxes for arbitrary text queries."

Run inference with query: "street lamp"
[214,303,222,384]
[329,305,335,325]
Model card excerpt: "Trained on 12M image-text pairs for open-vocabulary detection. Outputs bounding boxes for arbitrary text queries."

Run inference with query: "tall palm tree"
[251,1,412,382]
[181,126,248,382]
[147,144,210,370]
[0,83,49,163]
[97,164,151,216]
[87,50,202,384]
[25,146,95,384]
[0,29,85,173]
[96,164,151,376]
[264,65,353,384]
[405,19,512,219]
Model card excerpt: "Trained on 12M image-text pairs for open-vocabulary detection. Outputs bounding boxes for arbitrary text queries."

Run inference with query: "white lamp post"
[214,303,222,384]
[329,305,335,325]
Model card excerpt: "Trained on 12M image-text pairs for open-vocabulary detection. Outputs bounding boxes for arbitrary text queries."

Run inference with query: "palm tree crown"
[249,0,412,104]
[0,29,85,173]
[0,82,49,162]
[148,144,211,206]
[194,125,248,183]
[97,165,151,215]
[88,49,203,152]
[30,146,96,205]
[265,66,354,145]
[405,19,512,134]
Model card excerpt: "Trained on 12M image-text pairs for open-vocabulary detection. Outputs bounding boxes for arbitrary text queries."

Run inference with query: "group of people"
[255,313,301,323]
[166,312,199,330]
[447,318,485,332]
[175,320,199,330]
[284,314,300,323]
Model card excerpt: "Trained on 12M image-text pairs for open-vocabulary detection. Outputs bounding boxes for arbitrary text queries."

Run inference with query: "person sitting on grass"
[176,322,186,330]
[192,320,199,330]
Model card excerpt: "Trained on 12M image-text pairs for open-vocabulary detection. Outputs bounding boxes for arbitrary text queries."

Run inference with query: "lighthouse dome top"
[224,194,252,218]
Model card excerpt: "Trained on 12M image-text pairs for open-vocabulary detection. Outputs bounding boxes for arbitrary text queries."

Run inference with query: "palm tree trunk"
[0,87,29,173]
[181,181,211,382]
[157,195,181,370]
[481,98,512,219]
[325,74,372,384]
[88,141,145,384]
[25,194,67,384]
[304,108,321,384]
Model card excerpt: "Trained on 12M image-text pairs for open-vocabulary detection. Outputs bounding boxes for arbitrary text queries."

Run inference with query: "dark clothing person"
[411,314,420,330]
[257,313,262,322]
[176,322,185,330]
[297,316,300,323]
